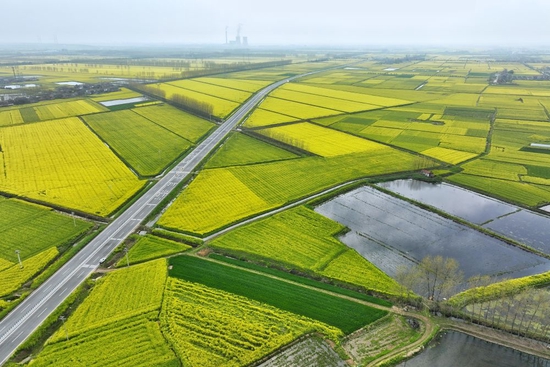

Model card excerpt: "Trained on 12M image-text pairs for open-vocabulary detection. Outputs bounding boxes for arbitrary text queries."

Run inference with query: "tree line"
[397,255,550,342]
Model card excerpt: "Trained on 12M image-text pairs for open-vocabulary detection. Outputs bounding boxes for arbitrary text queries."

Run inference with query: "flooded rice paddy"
[378,179,550,255]
[315,185,550,282]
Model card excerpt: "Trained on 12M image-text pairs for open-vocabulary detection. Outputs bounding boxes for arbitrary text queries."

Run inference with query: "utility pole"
[124,246,130,267]
[59,316,69,341]
[71,212,76,227]
[15,250,22,269]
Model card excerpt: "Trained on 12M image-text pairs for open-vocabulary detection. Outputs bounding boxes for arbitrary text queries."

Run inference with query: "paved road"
[0,73,309,365]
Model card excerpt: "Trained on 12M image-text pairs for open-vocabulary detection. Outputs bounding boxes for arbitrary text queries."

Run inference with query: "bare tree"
[398,256,464,304]
[420,256,464,302]
[395,264,421,303]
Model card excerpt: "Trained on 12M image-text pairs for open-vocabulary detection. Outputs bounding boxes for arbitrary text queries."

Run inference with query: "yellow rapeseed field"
[158,169,271,234]
[196,77,271,93]
[243,108,295,128]
[0,110,24,126]
[258,97,340,120]
[33,100,106,121]
[0,247,59,297]
[0,117,144,215]
[421,146,478,164]
[50,259,166,342]
[258,122,389,157]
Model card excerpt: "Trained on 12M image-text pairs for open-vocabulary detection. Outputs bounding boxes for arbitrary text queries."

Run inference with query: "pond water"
[377,179,550,256]
[397,331,550,367]
[99,96,148,107]
[315,186,550,284]
[486,210,550,254]
[56,81,84,86]
[377,179,517,224]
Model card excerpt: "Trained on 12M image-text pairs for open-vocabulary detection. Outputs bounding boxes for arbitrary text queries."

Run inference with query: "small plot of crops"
[421,147,478,164]
[84,110,192,176]
[90,88,142,102]
[257,97,341,120]
[159,149,423,235]
[194,77,271,93]
[478,94,545,111]
[49,259,167,342]
[161,277,341,367]
[460,159,528,181]
[258,336,347,367]
[447,174,550,207]
[211,206,345,271]
[0,247,59,297]
[30,314,178,367]
[498,108,548,121]
[0,198,91,296]
[0,198,91,261]
[205,132,298,168]
[270,88,378,113]
[132,104,214,142]
[326,106,490,158]
[210,206,400,295]
[320,250,401,295]
[116,235,191,267]
[244,108,297,128]
[169,256,387,334]
[34,99,107,121]
[0,110,24,126]
[446,118,550,206]
[158,168,271,234]
[343,314,422,365]
[1,99,107,124]
[285,82,411,107]
[0,117,144,215]
[258,122,388,157]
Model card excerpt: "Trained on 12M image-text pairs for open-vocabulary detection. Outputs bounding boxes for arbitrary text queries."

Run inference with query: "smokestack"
[225,26,228,44]
[236,24,242,45]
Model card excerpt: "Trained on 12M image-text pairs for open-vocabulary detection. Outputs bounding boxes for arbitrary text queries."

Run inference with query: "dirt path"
[197,254,437,366]
[197,254,550,365]
[365,308,435,367]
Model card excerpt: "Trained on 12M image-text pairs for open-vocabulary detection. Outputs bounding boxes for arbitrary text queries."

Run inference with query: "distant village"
[0,78,120,107]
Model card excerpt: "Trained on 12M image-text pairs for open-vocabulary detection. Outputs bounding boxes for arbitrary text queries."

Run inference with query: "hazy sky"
[3,0,550,46]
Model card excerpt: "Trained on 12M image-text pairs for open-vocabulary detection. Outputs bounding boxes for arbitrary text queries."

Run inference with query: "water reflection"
[315,186,550,289]
[397,331,550,367]
[378,179,517,224]
[378,179,550,256]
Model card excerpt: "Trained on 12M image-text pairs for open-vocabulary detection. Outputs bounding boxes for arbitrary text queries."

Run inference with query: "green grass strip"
[169,255,388,334]
[209,253,392,307]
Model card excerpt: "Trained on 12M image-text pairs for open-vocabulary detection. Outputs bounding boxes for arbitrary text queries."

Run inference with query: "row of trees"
[397,255,550,341]
[170,94,214,119]
[461,287,550,339]
[131,83,214,119]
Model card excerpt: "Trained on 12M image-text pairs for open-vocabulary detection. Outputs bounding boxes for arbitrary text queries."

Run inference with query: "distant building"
[243,36,248,46]
[420,169,434,178]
